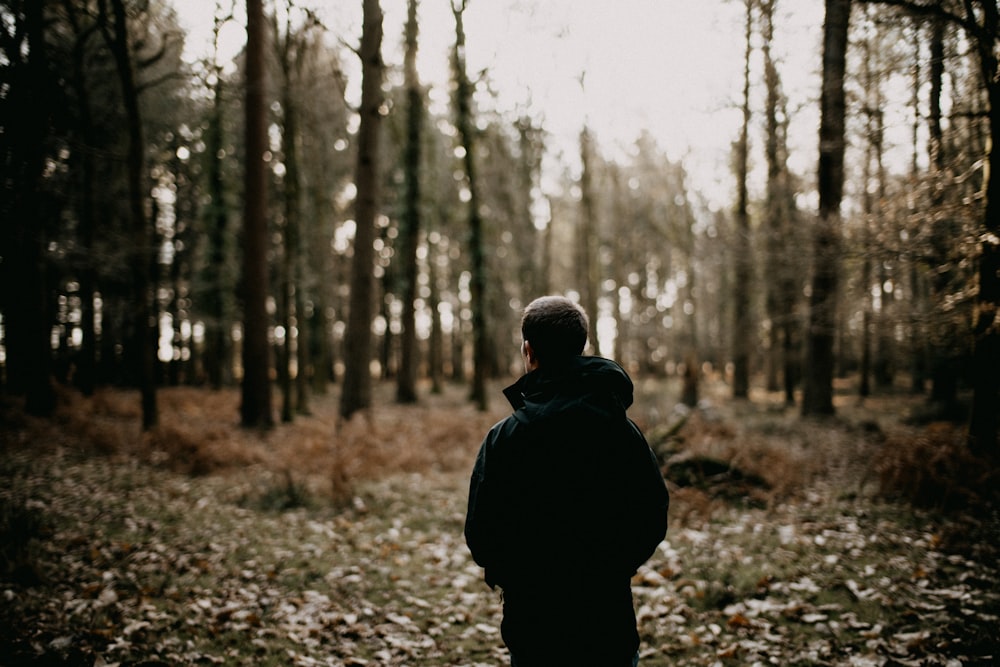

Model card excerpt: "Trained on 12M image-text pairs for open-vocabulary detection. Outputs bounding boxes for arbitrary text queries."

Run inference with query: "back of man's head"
[521,296,589,365]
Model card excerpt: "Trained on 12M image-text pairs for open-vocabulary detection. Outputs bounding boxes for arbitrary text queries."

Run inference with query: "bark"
[275,8,309,420]
[203,71,231,390]
[340,0,384,419]
[452,0,488,411]
[802,0,850,417]
[397,0,422,404]
[761,0,799,404]
[732,0,754,399]
[0,0,56,416]
[64,0,99,396]
[578,126,601,353]
[968,3,1000,457]
[240,0,274,428]
[102,0,158,429]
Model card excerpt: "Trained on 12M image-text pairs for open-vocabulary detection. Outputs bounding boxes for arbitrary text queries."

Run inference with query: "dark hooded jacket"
[465,356,669,666]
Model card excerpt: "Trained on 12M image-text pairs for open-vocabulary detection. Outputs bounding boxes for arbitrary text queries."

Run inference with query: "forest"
[1,0,999,665]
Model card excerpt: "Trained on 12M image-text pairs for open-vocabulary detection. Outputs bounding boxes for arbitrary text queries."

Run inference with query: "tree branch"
[855,0,975,35]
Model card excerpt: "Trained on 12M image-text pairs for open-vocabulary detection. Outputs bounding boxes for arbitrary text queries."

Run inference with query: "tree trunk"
[103,0,158,429]
[0,0,56,416]
[578,126,601,353]
[452,0,488,411]
[64,0,99,396]
[397,0,422,404]
[802,0,850,417]
[340,0,384,419]
[203,63,231,389]
[968,3,1000,457]
[732,0,754,399]
[240,0,274,428]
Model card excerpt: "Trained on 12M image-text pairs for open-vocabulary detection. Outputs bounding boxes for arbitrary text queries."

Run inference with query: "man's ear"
[523,340,537,365]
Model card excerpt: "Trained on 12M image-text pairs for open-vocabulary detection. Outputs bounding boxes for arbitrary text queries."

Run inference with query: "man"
[465,296,669,667]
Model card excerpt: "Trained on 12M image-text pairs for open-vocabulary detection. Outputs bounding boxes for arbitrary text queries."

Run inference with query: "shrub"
[875,423,1000,511]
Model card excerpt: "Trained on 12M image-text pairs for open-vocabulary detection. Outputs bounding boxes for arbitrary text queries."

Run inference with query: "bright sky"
[175,0,826,209]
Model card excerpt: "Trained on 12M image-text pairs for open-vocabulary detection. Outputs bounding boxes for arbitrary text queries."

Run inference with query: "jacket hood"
[502,355,634,424]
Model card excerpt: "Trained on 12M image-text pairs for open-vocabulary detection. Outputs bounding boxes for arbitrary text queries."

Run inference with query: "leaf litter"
[1,385,998,666]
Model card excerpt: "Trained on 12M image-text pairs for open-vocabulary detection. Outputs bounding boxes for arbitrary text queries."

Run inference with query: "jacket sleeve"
[626,420,670,572]
[464,429,502,587]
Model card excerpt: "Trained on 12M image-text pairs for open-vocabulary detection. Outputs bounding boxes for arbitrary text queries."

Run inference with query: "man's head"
[520,296,589,370]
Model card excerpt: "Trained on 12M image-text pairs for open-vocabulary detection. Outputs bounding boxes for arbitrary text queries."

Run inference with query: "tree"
[396,0,423,404]
[861,0,999,456]
[99,0,159,429]
[273,2,321,421]
[0,0,58,416]
[340,0,384,419]
[578,124,602,353]
[200,7,236,390]
[802,0,851,417]
[761,0,802,405]
[451,0,488,411]
[732,0,755,399]
[240,0,274,428]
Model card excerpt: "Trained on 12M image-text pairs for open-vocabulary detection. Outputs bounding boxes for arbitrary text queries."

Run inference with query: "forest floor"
[1,377,999,666]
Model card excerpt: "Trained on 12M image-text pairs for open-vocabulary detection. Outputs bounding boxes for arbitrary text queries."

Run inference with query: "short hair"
[521,296,589,364]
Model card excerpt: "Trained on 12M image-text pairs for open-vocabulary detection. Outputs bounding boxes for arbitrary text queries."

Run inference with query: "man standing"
[465,296,669,666]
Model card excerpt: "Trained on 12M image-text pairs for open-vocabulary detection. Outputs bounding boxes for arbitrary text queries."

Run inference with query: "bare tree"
[451,0,488,410]
[340,0,384,419]
[859,0,999,456]
[99,0,159,429]
[802,0,851,417]
[732,0,754,399]
[397,0,423,404]
[0,0,57,416]
[240,0,274,428]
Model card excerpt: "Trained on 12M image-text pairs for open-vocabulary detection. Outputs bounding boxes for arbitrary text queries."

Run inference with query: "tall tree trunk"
[761,0,799,404]
[907,17,928,394]
[340,0,384,419]
[275,9,306,421]
[516,117,544,303]
[203,49,231,389]
[397,0,422,404]
[452,0,488,410]
[241,0,274,428]
[578,126,601,353]
[1,0,56,416]
[64,0,99,396]
[968,3,1000,457]
[859,10,877,399]
[102,0,158,429]
[802,0,850,417]
[732,0,754,399]
[428,231,444,394]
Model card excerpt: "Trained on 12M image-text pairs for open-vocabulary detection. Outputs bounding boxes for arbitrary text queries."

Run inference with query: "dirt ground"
[1,380,998,666]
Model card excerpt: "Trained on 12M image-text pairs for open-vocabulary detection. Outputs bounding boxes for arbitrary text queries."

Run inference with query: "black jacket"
[464,356,669,665]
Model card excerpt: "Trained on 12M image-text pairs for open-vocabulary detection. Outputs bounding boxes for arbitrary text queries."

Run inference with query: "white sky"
[175,0,827,210]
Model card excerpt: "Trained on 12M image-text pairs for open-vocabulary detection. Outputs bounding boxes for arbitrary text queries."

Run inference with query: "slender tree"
[340,0,384,419]
[202,9,234,390]
[397,0,423,404]
[761,0,800,405]
[452,0,488,410]
[240,0,274,428]
[578,124,601,352]
[732,0,754,399]
[273,3,316,421]
[860,0,999,455]
[803,0,851,417]
[99,0,159,429]
[0,0,57,416]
